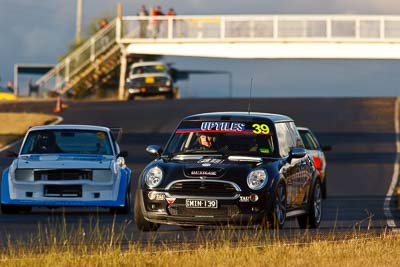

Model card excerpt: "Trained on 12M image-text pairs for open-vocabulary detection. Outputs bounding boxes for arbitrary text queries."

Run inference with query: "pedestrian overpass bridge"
[36,14,400,99]
[120,15,400,59]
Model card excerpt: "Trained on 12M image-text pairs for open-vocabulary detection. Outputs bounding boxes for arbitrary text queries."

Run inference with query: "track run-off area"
[0,97,399,245]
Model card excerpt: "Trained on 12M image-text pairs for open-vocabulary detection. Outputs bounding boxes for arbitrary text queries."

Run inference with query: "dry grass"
[0,232,399,267]
[0,217,398,267]
[0,112,56,148]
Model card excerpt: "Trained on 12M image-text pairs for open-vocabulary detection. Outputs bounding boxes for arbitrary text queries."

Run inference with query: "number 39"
[252,124,270,134]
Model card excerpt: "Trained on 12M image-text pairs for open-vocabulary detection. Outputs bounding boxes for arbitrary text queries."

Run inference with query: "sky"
[1,0,400,97]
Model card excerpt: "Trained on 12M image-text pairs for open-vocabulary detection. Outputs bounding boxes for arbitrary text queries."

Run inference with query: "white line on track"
[0,115,63,153]
[384,97,399,228]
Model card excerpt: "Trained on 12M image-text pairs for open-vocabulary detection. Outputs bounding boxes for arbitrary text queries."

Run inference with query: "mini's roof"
[183,112,293,123]
[28,124,110,132]
[130,61,166,68]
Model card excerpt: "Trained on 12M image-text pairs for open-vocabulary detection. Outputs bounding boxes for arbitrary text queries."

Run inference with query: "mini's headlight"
[165,80,171,86]
[247,169,268,190]
[145,166,163,188]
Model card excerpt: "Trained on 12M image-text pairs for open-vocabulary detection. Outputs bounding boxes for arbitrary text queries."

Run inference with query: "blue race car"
[1,125,131,214]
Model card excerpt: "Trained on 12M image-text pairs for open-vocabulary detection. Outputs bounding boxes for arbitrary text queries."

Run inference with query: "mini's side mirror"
[117,151,128,158]
[321,145,332,152]
[5,151,18,158]
[146,145,163,158]
[288,148,307,163]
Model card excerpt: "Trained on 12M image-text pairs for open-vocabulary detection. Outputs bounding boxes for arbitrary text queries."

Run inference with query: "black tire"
[134,189,160,232]
[110,187,132,215]
[265,181,287,229]
[321,177,327,199]
[297,179,322,229]
[165,92,174,99]
[127,94,135,101]
[1,204,31,214]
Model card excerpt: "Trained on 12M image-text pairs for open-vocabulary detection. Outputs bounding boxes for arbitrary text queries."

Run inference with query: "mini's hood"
[16,154,113,169]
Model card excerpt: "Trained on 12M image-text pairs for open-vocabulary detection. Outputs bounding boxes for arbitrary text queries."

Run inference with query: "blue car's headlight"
[247,169,268,190]
[145,166,163,188]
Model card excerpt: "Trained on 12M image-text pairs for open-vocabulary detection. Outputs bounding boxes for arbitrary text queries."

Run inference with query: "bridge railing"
[36,19,117,95]
[120,15,400,42]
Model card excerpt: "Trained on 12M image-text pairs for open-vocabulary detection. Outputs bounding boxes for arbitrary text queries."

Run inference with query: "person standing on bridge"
[138,5,148,38]
[153,6,164,38]
[6,81,14,93]
[100,19,108,29]
[167,8,178,37]
[99,18,110,47]
[167,8,176,16]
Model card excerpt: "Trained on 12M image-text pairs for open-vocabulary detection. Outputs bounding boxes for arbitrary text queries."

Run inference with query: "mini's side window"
[275,122,296,157]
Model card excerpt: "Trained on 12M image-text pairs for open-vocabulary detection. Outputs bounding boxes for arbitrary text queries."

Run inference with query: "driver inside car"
[190,132,219,150]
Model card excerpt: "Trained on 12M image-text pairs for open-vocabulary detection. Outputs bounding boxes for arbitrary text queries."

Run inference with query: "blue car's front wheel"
[110,187,132,215]
[1,204,32,214]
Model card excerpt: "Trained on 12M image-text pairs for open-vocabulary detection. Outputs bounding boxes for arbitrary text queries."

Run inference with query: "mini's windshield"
[164,120,277,157]
[132,64,167,75]
[21,130,113,155]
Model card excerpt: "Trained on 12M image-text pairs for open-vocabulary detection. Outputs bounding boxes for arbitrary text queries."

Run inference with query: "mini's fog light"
[148,191,157,200]
[250,193,259,202]
[251,207,260,212]
[148,191,165,201]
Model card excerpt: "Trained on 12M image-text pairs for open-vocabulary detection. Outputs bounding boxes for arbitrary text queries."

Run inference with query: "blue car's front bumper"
[1,168,131,208]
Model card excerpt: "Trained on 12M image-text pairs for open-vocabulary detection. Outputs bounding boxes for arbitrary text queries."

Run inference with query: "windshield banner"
[176,121,272,135]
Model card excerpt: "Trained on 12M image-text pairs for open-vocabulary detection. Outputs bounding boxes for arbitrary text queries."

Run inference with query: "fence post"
[90,37,96,61]
[355,18,360,39]
[327,17,332,39]
[168,17,173,39]
[116,2,122,43]
[118,46,127,100]
[273,16,278,39]
[65,57,70,82]
[220,16,226,39]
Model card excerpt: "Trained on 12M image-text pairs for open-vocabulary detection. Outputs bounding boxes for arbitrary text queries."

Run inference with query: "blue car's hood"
[16,154,113,169]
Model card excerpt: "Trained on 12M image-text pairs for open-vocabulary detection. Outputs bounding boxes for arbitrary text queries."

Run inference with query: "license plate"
[145,77,155,84]
[185,199,218,208]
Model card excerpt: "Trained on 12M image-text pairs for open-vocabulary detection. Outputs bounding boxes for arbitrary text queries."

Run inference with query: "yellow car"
[0,86,17,100]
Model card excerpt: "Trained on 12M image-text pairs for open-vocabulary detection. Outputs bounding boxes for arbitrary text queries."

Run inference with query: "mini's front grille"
[184,168,225,177]
[168,204,239,217]
[34,169,92,181]
[168,181,238,197]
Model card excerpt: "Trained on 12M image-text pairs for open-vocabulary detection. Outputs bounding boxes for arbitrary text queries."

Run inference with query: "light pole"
[76,0,82,45]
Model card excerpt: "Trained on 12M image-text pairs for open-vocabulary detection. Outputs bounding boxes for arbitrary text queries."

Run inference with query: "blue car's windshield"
[21,130,113,155]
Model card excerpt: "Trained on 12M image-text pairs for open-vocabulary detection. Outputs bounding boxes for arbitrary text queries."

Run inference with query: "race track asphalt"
[0,98,398,245]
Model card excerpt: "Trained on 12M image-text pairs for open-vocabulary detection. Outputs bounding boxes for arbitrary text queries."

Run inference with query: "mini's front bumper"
[139,189,274,226]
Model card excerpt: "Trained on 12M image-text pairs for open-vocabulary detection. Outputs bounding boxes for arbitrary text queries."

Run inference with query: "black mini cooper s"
[134,112,322,231]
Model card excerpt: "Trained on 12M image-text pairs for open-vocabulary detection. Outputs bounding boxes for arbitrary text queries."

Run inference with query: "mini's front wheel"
[134,190,160,232]
[265,181,287,229]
